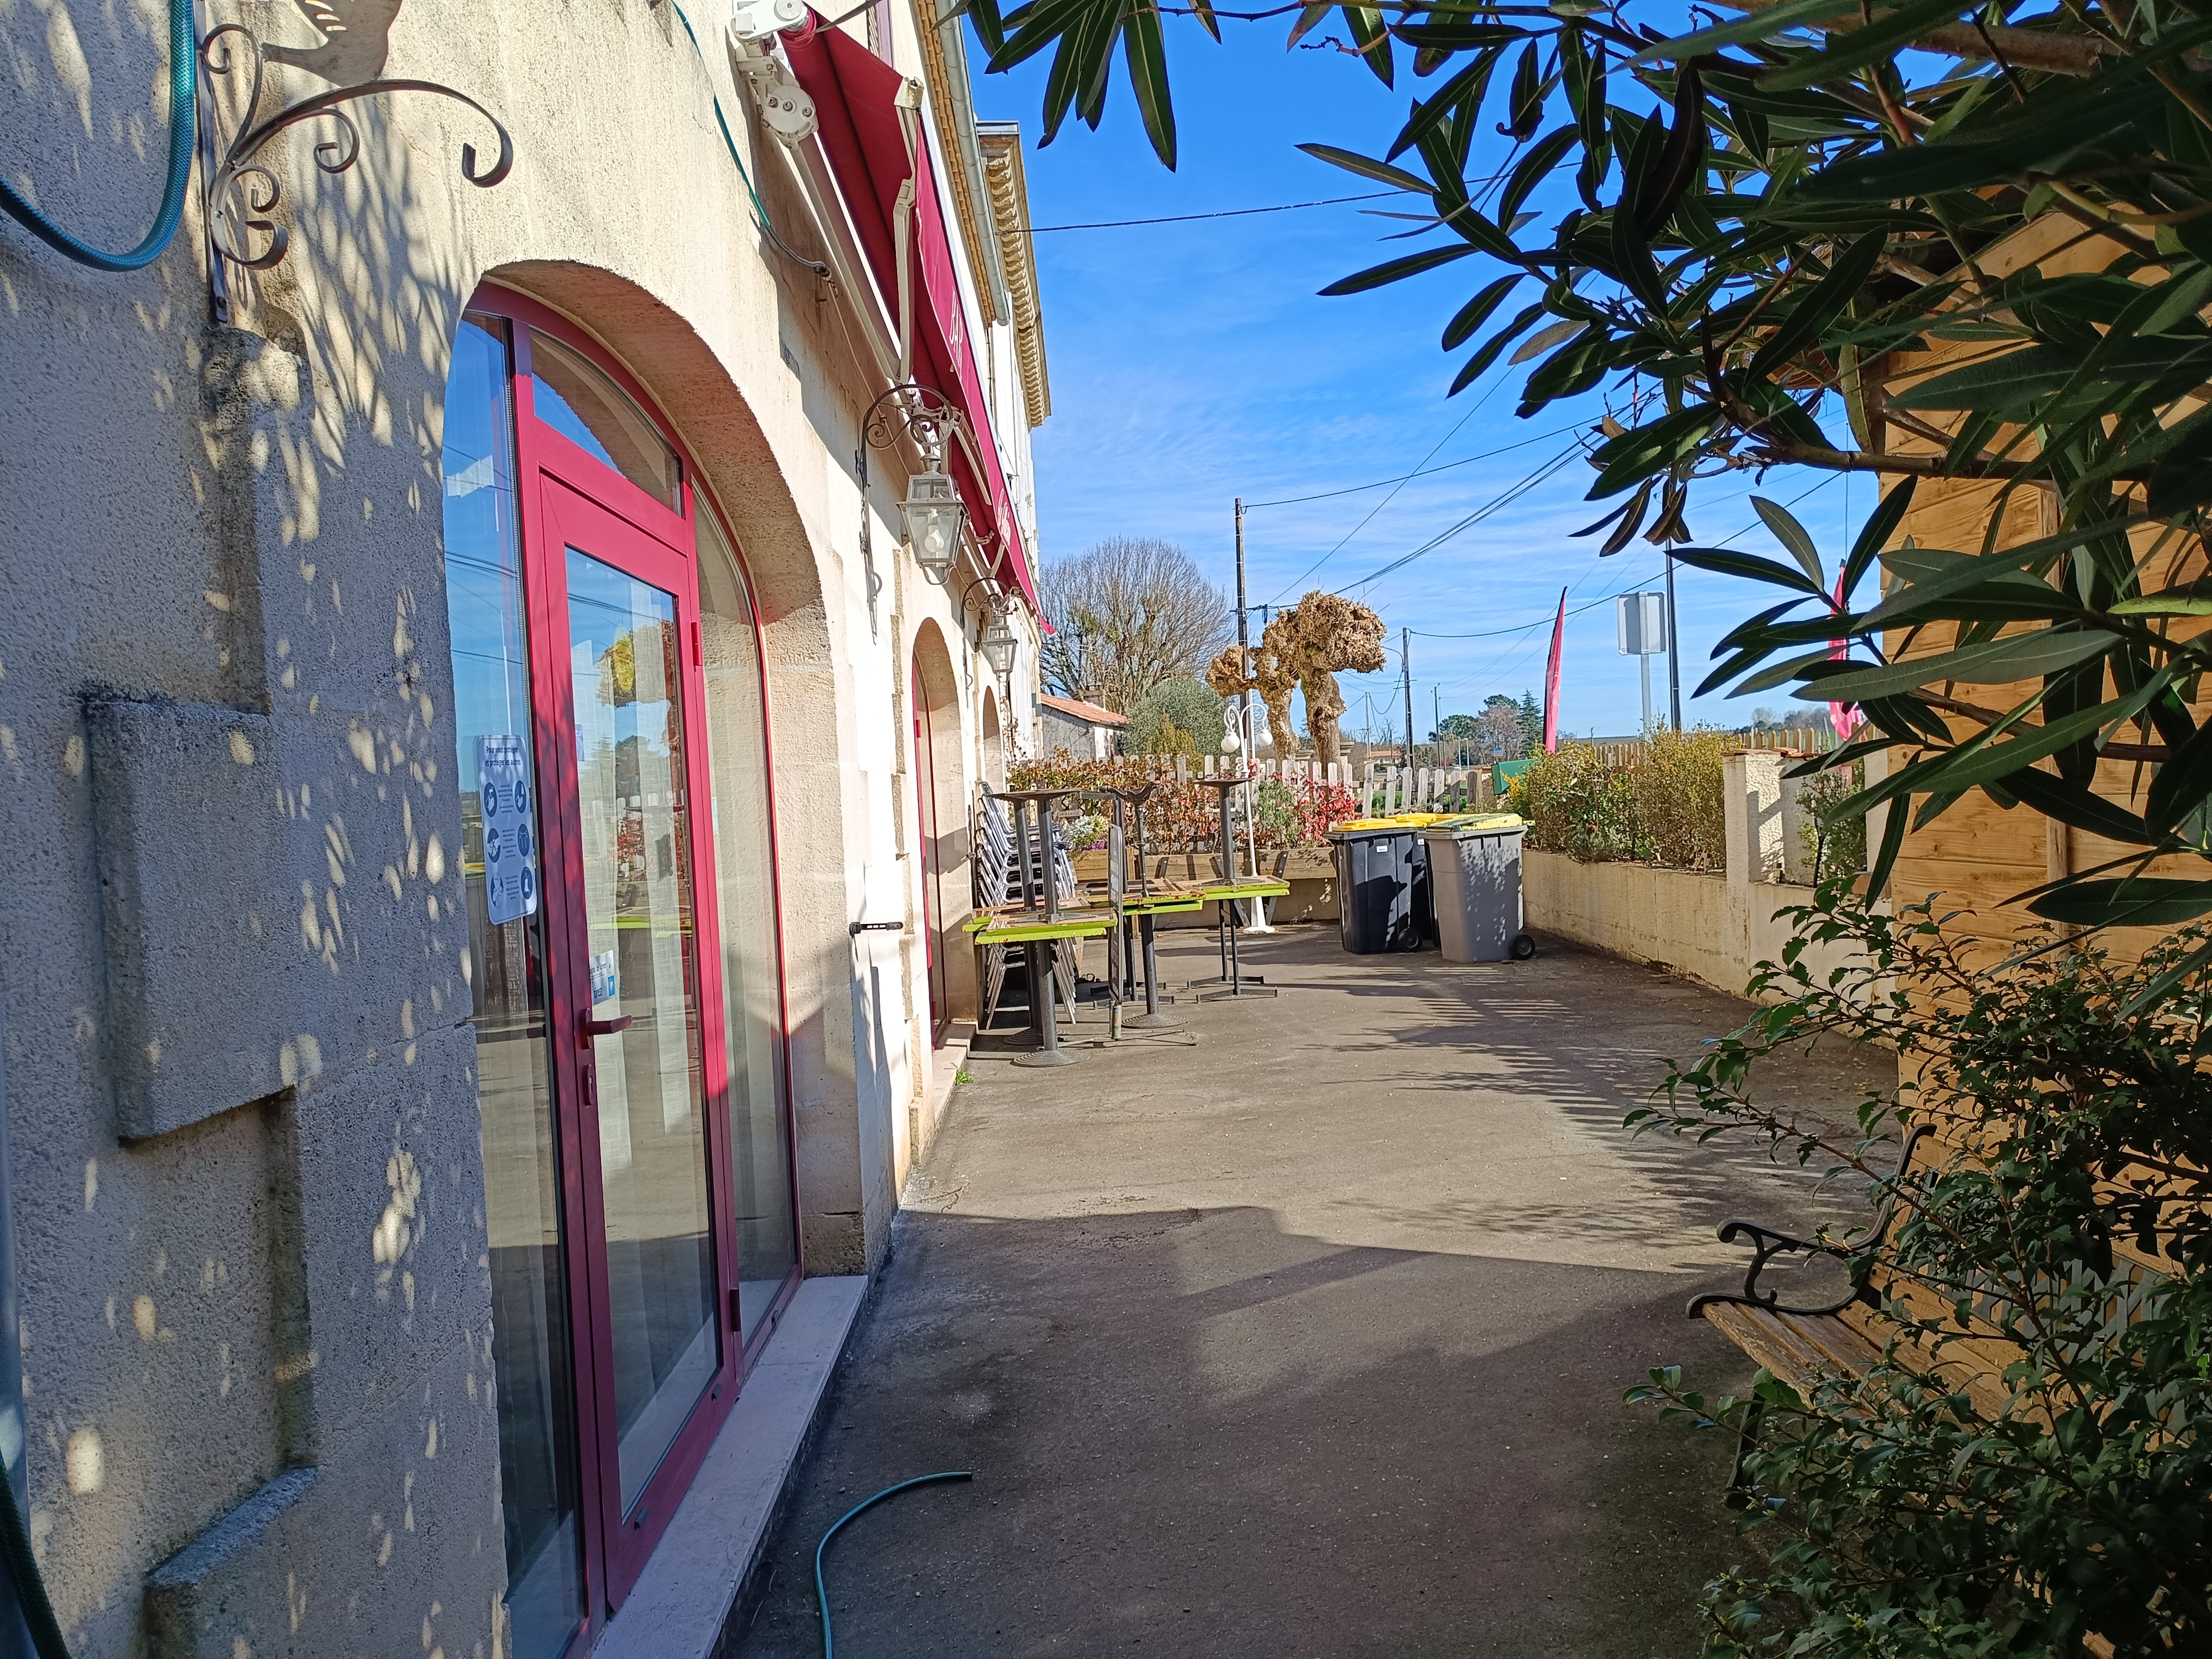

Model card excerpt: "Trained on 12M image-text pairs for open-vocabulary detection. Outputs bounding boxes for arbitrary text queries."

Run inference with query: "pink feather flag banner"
[1829,568,1863,741]
[1542,588,1566,753]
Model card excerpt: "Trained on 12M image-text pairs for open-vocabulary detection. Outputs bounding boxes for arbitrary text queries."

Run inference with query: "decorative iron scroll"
[198,13,512,318]
[861,380,969,464]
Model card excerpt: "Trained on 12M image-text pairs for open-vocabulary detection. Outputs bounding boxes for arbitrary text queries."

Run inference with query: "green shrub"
[1633,729,1729,870]
[1521,742,1639,861]
[1126,678,1225,756]
[1797,760,1867,879]
[1629,887,2212,1655]
[1519,731,1728,869]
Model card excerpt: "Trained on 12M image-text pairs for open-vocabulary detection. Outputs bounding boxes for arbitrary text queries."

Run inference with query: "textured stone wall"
[0,0,1044,1648]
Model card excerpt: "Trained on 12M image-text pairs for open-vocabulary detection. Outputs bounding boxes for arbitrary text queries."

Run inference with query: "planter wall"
[1523,751,1868,1004]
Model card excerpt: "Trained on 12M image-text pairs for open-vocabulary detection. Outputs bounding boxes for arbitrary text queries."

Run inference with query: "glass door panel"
[442,314,586,1659]
[912,664,947,1033]
[694,512,797,1345]
[560,549,721,1516]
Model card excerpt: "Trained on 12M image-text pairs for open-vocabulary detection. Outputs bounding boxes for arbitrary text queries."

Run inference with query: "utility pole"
[1432,685,1440,758]
[1664,552,1682,730]
[1401,628,1414,766]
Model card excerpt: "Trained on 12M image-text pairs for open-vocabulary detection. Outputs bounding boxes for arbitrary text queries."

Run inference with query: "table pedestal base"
[1189,900,1276,1001]
[1120,911,1181,1030]
[1012,940,1081,1067]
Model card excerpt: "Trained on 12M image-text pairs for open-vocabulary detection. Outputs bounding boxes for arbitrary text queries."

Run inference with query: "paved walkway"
[731,927,1888,1658]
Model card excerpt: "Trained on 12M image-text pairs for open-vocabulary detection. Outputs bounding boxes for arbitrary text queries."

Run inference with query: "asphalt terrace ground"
[729,925,1893,1659]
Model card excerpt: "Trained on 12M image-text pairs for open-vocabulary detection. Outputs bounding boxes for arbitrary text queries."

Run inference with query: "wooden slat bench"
[1690,1127,2129,1656]
[1689,1126,2017,1495]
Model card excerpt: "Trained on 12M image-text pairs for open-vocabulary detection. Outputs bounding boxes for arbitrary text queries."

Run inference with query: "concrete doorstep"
[593,1275,868,1659]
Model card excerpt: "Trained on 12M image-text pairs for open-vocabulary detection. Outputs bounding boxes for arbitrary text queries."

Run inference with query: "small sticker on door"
[477,736,538,926]
[590,949,618,1008]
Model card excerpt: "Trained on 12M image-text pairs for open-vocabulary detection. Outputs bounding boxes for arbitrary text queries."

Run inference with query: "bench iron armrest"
[1687,1127,1930,1321]
[1687,1217,1873,1319]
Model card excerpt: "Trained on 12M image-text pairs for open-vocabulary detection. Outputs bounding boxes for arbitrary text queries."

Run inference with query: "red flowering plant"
[1006,754,1355,853]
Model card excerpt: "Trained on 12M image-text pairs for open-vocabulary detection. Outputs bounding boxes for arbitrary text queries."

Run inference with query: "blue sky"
[970,18,1866,741]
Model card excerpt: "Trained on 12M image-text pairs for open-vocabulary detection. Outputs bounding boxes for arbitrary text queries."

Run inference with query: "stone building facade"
[0,0,1048,1650]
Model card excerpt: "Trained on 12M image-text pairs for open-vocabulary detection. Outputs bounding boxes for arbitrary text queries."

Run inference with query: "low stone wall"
[1525,852,1740,991]
[1523,750,1869,1004]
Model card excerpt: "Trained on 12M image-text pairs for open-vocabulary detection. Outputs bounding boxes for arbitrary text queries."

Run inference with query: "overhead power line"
[1241,422,1586,509]
[1016,158,1546,237]
[1335,438,1593,595]
[1412,471,1846,699]
[1264,393,1496,602]
[1017,192,1400,233]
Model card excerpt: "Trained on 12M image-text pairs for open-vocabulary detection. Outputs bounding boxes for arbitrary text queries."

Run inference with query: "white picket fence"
[1586,725,1836,767]
[1180,723,1835,818]
[1179,754,1491,818]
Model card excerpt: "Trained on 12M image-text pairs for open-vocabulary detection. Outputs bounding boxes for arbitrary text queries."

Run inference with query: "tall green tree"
[969,0,2212,950]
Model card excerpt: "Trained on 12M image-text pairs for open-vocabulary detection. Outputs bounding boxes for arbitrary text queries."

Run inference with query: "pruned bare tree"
[1212,591,1385,768]
[1040,538,1232,715]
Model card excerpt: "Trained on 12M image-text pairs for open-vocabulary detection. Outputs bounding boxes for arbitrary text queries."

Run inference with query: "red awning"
[782,20,1039,613]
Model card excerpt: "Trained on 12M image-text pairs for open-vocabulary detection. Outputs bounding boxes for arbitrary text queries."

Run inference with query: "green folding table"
[969,910,1113,1065]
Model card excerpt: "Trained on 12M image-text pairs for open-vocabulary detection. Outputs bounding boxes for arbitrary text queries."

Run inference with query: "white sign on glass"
[476,736,538,926]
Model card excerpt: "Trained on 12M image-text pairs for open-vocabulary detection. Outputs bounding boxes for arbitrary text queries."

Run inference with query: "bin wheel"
[1509,933,1537,961]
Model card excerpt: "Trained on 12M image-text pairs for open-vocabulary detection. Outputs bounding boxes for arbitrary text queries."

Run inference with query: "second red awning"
[783,19,1038,613]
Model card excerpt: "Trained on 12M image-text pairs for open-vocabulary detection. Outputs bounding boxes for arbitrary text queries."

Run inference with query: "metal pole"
[1235,499,1252,762]
[1401,628,1414,768]
[1640,650,1653,737]
[1664,552,1683,730]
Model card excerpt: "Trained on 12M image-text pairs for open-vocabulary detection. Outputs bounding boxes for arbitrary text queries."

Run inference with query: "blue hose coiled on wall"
[0,0,197,271]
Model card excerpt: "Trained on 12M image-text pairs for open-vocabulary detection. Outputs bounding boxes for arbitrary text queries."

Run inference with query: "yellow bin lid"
[1328,812,1454,833]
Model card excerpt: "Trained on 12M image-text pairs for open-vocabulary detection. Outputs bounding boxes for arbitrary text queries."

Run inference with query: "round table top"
[990,787,1080,804]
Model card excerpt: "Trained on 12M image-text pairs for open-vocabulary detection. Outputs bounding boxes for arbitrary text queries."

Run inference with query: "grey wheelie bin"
[1421,814,1535,963]
[1328,819,1436,953]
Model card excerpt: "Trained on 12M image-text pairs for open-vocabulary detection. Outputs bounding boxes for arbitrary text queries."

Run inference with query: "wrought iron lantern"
[900,463,966,583]
[979,612,1019,678]
[864,382,973,587]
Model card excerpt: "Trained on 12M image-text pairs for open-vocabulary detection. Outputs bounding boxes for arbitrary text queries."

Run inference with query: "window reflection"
[528,330,683,510]
[564,552,719,1511]
[696,508,798,1340]
[444,313,585,1659]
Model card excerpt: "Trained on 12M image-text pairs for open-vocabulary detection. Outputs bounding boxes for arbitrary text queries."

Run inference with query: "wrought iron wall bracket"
[861,380,968,468]
[197,19,513,322]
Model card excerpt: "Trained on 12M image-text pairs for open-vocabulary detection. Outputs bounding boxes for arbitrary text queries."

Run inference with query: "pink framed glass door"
[449,288,804,1652]
[529,476,740,1608]
[912,662,947,1036]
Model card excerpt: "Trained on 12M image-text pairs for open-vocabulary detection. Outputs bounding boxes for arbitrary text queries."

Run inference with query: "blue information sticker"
[477,735,538,926]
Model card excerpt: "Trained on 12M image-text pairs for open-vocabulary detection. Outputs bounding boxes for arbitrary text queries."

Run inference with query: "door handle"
[582,1014,632,1038]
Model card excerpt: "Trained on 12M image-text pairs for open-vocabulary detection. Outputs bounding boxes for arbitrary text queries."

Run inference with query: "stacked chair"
[973,787,1080,1031]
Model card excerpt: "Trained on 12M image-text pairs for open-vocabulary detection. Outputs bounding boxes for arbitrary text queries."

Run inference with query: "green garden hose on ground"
[0,0,197,271]
[0,1474,73,1659]
[814,1471,973,1658]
